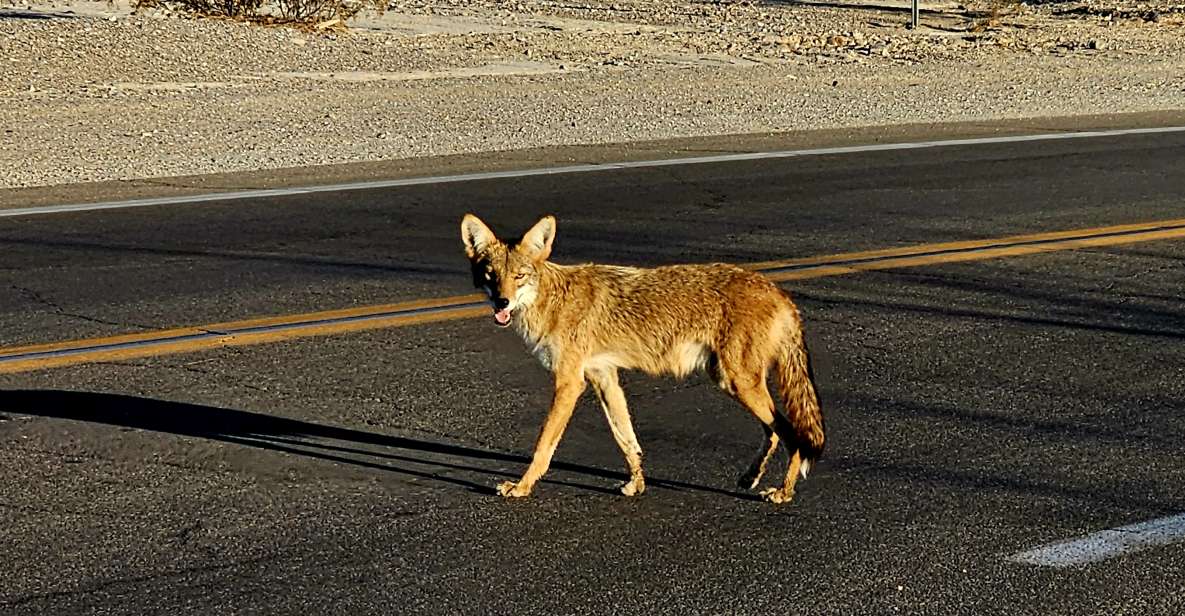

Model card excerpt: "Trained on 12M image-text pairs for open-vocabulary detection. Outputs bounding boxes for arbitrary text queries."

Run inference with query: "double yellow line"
[3,217,1184,374]
[747,218,1185,281]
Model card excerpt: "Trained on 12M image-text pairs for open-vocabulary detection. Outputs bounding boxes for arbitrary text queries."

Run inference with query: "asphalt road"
[2,125,1184,615]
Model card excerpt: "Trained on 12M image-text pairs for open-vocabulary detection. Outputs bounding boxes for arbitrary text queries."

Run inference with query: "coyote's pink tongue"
[493,308,512,327]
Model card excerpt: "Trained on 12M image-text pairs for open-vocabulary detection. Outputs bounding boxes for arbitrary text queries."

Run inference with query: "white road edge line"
[5,125,1185,218]
[1007,513,1185,568]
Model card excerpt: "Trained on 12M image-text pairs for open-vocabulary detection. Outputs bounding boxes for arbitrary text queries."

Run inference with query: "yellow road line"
[0,292,483,357]
[743,217,1185,272]
[0,306,486,375]
[2,218,1184,374]
[764,225,1185,282]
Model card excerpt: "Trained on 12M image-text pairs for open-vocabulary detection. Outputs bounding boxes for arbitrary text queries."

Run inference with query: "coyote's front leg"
[498,366,586,498]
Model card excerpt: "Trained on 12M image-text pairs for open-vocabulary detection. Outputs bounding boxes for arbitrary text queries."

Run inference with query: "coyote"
[461,214,825,503]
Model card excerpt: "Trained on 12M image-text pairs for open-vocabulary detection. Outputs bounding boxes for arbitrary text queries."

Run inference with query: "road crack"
[0,554,282,608]
[10,284,155,331]
[90,356,270,395]
[656,165,730,211]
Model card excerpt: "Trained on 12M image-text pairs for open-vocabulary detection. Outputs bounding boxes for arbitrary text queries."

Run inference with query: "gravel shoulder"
[2,0,1184,188]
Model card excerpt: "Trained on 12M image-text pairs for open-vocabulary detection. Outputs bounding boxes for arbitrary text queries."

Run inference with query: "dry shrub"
[275,0,384,24]
[966,0,1022,30]
[136,0,385,25]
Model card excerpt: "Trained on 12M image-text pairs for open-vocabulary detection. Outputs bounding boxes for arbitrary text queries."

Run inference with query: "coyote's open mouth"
[493,307,512,327]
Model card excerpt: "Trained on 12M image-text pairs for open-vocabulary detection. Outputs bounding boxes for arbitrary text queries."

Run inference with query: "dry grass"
[135,0,385,26]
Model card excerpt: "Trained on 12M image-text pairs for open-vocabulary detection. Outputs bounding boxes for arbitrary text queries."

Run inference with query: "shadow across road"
[0,234,457,280]
[0,389,756,500]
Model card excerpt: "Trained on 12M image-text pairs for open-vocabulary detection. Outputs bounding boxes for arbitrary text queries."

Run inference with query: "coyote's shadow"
[0,389,754,500]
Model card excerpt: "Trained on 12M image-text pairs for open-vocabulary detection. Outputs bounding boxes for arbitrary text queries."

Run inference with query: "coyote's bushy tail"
[775,310,826,478]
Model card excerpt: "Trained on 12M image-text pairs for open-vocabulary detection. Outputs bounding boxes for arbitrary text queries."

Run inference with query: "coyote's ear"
[520,215,556,261]
[461,214,497,258]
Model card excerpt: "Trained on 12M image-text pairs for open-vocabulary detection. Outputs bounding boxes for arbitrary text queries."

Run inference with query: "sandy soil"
[1,0,1183,188]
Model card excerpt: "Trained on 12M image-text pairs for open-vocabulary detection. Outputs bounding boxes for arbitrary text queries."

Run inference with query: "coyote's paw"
[760,487,795,504]
[620,477,646,497]
[496,480,531,498]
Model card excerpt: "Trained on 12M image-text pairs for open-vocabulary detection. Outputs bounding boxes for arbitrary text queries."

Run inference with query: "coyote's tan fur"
[461,214,825,503]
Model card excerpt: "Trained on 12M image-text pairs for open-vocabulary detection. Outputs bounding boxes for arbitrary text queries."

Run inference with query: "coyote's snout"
[461,214,825,503]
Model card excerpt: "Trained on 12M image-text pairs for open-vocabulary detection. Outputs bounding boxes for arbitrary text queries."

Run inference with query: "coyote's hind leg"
[738,425,779,490]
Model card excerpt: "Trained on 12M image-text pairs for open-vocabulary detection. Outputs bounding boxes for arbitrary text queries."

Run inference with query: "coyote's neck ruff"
[509,261,566,368]
[461,214,825,504]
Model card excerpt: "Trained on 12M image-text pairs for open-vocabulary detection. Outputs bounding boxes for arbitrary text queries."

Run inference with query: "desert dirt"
[1,0,1184,188]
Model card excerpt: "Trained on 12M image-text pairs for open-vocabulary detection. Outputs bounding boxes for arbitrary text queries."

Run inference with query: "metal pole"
[911,0,919,29]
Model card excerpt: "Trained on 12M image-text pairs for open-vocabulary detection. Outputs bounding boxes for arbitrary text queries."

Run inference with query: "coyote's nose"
[493,298,510,310]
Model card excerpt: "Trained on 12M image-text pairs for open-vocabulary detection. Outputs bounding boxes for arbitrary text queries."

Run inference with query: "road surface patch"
[3,217,1185,373]
[3,126,1184,219]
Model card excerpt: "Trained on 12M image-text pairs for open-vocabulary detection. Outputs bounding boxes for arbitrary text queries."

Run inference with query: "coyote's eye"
[514,272,528,281]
